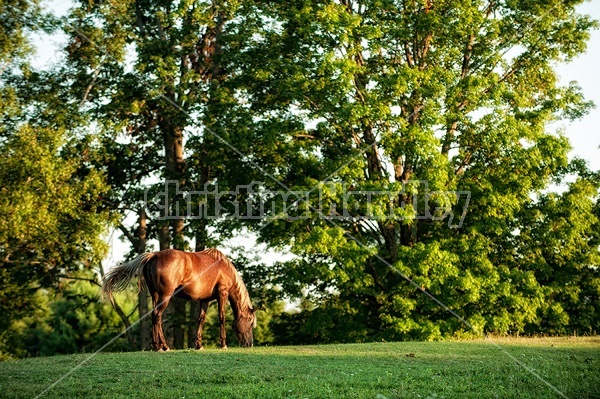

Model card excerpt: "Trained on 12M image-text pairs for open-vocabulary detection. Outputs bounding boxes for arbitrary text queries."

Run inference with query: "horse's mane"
[199,248,253,312]
[200,248,229,263]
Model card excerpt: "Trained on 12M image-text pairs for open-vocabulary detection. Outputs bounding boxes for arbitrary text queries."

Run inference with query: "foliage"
[7,276,133,358]
[1,0,599,357]
[0,0,113,358]
[517,176,600,334]
[211,0,600,340]
[0,98,113,356]
[61,0,268,348]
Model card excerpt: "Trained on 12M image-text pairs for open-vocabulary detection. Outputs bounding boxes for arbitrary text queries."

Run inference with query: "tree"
[0,0,114,357]
[10,273,135,357]
[63,0,259,348]
[215,0,599,340]
[53,0,600,348]
[515,166,600,335]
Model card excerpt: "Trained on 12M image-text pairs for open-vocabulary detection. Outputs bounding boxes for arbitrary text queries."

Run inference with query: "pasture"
[1,337,598,399]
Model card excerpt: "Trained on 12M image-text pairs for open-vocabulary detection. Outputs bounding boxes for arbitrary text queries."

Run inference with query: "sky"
[555,1,600,171]
[33,0,600,265]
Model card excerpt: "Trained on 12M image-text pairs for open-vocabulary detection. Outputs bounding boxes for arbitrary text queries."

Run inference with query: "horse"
[101,248,256,351]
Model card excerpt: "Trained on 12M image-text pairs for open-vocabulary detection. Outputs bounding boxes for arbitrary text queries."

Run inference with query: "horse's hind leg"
[195,300,209,350]
[151,293,171,351]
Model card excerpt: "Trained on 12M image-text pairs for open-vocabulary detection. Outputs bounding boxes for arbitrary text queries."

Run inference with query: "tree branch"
[118,223,137,247]
[59,275,102,287]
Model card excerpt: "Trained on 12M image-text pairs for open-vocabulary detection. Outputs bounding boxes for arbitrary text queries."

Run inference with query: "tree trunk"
[160,113,188,349]
[187,227,207,348]
[136,207,152,350]
[157,190,175,348]
[158,1,227,348]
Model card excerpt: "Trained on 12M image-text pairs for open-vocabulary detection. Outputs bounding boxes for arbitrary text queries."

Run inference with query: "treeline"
[1,0,599,358]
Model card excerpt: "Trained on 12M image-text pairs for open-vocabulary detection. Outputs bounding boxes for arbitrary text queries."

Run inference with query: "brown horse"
[101,248,256,351]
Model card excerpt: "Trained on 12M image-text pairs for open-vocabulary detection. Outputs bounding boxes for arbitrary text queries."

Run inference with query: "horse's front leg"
[217,288,229,349]
[195,300,209,350]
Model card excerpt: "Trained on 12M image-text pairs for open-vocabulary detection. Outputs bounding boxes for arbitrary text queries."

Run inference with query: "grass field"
[1,337,598,399]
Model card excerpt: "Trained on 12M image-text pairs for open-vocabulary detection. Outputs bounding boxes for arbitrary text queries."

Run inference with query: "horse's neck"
[228,274,252,317]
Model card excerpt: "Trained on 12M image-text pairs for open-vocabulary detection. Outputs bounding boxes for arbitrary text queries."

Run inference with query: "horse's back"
[147,249,235,301]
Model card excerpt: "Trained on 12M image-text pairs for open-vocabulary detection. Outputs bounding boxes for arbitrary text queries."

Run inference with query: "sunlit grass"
[1,337,598,398]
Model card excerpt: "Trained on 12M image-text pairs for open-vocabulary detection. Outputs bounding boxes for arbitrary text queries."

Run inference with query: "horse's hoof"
[196,346,205,350]
[220,345,228,350]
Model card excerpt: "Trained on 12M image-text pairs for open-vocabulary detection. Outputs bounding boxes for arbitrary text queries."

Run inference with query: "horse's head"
[233,308,257,348]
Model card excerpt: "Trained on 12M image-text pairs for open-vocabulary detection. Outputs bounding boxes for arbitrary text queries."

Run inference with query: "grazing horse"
[101,248,256,351]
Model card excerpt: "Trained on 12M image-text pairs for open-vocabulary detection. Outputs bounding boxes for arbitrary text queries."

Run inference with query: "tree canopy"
[212,0,600,340]
[0,0,114,356]
[1,0,598,357]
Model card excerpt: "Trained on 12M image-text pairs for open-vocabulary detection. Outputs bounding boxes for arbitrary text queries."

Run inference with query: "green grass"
[1,337,598,399]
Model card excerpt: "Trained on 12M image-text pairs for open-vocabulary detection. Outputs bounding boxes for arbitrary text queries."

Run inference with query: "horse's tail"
[100,252,155,303]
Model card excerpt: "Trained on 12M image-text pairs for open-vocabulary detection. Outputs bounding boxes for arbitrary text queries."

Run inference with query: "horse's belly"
[176,284,215,301]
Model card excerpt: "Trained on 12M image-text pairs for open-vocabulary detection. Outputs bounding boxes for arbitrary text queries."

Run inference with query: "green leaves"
[226,0,599,340]
[0,2,114,357]
[3,0,598,353]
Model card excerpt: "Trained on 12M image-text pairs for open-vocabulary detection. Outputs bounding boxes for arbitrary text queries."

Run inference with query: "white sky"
[32,0,600,265]
[555,1,600,171]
